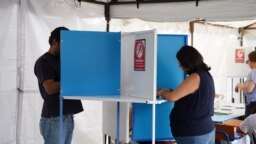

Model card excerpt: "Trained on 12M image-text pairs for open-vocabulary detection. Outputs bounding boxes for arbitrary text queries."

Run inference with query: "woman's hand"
[157,88,165,97]
[157,88,173,99]
[235,84,240,93]
[235,81,254,93]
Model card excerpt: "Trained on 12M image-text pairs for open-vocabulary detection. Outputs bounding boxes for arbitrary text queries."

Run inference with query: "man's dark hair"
[48,26,69,46]
[176,45,211,74]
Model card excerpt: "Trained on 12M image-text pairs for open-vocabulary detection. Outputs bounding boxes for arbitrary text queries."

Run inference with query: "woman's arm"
[158,73,200,102]
[235,80,255,93]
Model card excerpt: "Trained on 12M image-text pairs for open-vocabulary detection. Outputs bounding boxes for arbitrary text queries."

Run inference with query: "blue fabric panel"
[61,31,121,96]
[132,35,187,142]
[132,103,174,141]
[157,34,187,88]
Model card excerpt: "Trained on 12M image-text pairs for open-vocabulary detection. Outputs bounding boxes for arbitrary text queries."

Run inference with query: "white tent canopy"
[0,0,256,144]
[108,0,256,22]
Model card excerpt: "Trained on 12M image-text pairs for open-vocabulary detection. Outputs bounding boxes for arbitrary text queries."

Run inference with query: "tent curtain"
[0,0,18,143]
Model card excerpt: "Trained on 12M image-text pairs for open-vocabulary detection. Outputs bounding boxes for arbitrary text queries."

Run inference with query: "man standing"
[34,27,83,144]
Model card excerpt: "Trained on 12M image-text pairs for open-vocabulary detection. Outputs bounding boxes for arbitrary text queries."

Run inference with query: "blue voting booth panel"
[61,31,121,96]
[132,35,187,141]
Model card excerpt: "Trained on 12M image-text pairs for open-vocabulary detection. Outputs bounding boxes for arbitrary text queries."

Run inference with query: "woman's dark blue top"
[170,70,215,136]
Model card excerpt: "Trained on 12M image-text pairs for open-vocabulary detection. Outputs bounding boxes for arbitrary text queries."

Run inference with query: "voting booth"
[60,30,187,143]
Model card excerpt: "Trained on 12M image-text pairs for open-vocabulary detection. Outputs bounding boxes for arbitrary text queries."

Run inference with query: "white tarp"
[109,0,256,22]
[0,0,256,144]
[0,0,18,144]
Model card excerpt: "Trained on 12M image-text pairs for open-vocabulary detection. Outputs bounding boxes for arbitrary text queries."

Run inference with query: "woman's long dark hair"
[176,45,211,74]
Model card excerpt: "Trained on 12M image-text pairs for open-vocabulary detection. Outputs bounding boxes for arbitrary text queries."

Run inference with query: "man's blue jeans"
[174,129,215,144]
[40,114,74,144]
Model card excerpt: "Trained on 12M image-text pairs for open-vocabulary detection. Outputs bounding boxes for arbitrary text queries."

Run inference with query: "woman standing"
[157,45,215,144]
[235,51,256,119]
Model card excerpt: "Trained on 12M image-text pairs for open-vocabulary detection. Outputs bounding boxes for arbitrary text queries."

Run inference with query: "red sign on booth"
[235,49,245,63]
[134,39,146,71]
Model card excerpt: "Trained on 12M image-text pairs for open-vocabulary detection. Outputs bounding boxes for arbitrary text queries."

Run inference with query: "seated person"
[236,113,256,144]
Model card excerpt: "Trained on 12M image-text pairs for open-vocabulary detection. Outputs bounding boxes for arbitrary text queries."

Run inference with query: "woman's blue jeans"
[174,129,215,144]
[40,114,74,144]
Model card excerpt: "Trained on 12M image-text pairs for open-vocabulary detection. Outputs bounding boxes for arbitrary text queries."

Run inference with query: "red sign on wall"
[235,49,245,63]
[134,39,146,71]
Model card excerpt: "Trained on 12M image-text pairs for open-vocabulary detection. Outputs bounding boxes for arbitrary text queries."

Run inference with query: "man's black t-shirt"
[34,52,83,118]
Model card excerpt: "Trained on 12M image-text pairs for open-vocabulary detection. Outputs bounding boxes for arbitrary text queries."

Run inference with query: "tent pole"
[106,21,110,32]
[16,0,25,143]
[189,21,194,46]
[105,4,110,32]
[190,19,212,47]
[238,22,256,47]
[196,0,199,6]
[104,4,111,143]
[238,28,244,47]
[136,0,140,8]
